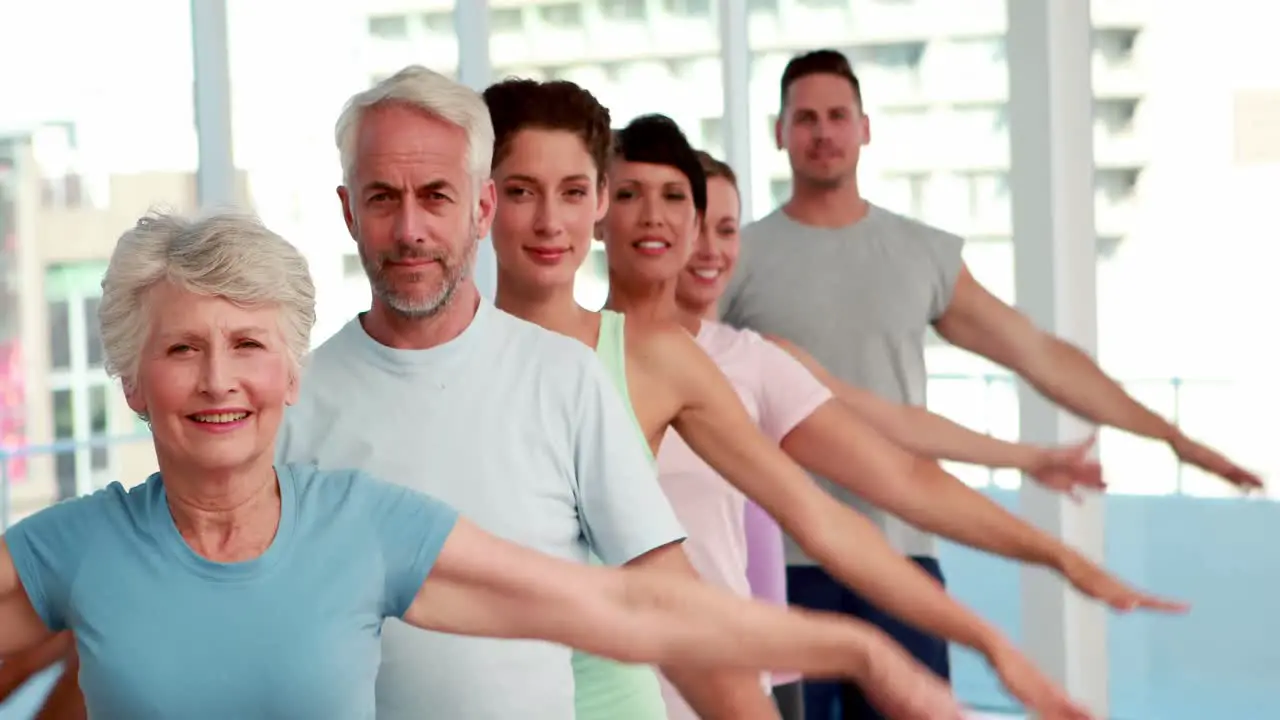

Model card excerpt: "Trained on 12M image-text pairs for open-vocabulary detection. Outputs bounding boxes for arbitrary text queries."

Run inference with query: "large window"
[44,262,114,500]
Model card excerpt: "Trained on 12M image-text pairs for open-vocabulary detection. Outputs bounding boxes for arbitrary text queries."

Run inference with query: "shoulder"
[622,314,694,358]
[869,204,964,253]
[6,480,141,548]
[491,306,600,368]
[302,319,362,371]
[740,210,790,246]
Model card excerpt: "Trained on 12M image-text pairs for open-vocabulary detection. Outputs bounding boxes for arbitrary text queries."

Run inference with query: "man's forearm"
[886,458,1070,569]
[1022,339,1177,441]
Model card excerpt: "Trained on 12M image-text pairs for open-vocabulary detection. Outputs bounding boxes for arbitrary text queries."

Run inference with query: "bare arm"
[767,335,1105,495]
[624,545,778,720]
[782,402,1186,612]
[642,329,1005,657]
[406,519,887,680]
[769,335,1042,468]
[0,539,56,657]
[934,264,1260,489]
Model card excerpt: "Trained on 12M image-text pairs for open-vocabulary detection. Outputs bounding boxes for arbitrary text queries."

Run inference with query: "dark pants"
[787,558,951,720]
[773,680,804,720]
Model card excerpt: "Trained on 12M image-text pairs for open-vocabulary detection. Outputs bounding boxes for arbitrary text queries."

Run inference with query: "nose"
[197,348,236,399]
[639,193,662,228]
[392,200,430,245]
[691,225,716,260]
[533,193,563,238]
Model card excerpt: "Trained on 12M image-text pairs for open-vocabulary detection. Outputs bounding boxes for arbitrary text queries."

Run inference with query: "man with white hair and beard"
[276,66,773,719]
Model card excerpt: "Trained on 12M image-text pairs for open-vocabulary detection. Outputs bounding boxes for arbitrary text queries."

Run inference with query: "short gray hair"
[98,210,316,388]
[334,64,494,190]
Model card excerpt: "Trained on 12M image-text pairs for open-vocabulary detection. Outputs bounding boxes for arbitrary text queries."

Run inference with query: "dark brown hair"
[482,78,613,183]
[612,114,707,214]
[695,150,737,190]
[779,49,863,110]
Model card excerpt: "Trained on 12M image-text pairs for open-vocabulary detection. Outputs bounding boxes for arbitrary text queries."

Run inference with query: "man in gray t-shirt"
[721,49,1259,720]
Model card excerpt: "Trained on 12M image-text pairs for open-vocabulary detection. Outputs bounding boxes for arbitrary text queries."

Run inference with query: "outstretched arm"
[767,335,1105,496]
[934,264,1261,490]
[402,519,962,720]
[637,326,1091,719]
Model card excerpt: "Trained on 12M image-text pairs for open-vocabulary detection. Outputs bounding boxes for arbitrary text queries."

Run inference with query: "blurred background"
[0,0,1276,717]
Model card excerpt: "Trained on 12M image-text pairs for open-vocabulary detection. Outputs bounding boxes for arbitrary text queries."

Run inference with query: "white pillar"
[717,0,752,221]
[190,0,237,208]
[455,0,497,301]
[1007,0,1108,716]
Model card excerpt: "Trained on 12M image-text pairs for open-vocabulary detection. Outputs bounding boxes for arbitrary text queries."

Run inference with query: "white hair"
[334,64,494,191]
[98,210,317,389]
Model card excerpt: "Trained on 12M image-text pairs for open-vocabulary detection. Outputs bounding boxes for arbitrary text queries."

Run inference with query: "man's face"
[776,73,870,189]
[337,103,496,318]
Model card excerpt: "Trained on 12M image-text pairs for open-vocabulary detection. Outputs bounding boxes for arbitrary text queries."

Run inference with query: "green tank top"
[571,310,669,720]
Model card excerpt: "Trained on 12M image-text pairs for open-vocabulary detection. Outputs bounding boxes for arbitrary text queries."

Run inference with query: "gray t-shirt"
[721,204,964,561]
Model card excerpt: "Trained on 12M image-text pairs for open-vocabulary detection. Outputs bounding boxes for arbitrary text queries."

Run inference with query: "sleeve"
[356,473,460,619]
[926,230,966,321]
[571,358,687,566]
[4,495,99,632]
[750,331,835,442]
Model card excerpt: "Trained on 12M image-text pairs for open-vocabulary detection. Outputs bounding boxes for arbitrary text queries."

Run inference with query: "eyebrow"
[361,179,458,196]
[158,326,274,342]
[504,173,593,185]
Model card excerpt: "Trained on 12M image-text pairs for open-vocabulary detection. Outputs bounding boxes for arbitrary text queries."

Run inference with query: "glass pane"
[54,451,77,501]
[83,296,103,367]
[51,389,74,440]
[52,388,76,501]
[89,384,108,470]
[47,299,70,370]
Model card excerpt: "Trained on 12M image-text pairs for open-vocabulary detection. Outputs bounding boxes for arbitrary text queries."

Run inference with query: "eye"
[565,188,588,199]
[664,192,687,202]
[369,192,391,204]
[237,339,265,350]
[504,187,532,199]
[426,192,452,202]
[615,189,635,201]
[167,344,195,355]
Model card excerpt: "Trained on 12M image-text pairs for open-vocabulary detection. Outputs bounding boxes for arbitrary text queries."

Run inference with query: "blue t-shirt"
[3,463,458,720]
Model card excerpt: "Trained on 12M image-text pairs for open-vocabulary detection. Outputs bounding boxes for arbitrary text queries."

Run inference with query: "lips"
[524,246,571,264]
[633,239,671,256]
[686,267,723,285]
[188,411,251,424]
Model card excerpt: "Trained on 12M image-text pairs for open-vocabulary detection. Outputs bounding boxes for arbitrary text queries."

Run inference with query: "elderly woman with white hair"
[0,210,963,720]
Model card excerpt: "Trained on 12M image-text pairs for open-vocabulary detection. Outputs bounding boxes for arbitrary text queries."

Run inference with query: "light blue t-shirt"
[278,299,686,720]
[3,463,457,720]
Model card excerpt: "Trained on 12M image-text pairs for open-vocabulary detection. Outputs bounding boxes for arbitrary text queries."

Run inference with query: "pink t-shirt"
[656,321,832,715]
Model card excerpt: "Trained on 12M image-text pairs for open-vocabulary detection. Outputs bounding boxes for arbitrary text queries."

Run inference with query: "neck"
[494,271,588,338]
[674,296,715,334]
[784,174,870,228]
[605,272,694,331]
[362,281,481,350]
[161,453,279,548]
